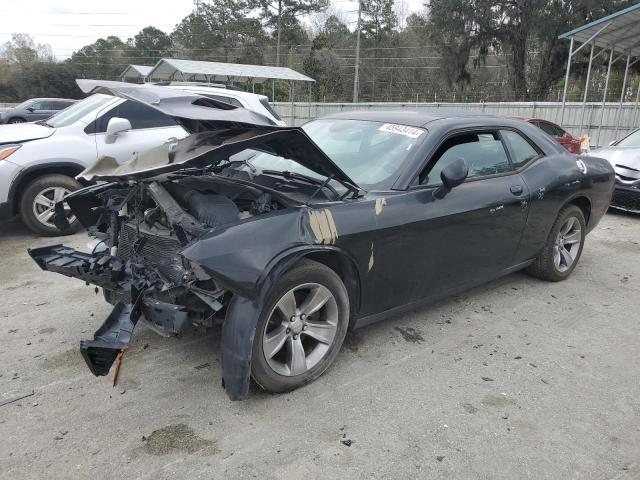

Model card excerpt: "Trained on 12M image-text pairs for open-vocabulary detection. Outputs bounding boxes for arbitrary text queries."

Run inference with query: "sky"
[0,0,426,60]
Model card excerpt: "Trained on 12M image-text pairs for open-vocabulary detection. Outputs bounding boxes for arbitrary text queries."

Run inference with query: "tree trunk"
[510,31,528,100]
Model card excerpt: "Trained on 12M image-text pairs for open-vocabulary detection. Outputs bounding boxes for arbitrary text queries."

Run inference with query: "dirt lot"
[0,212,639,479]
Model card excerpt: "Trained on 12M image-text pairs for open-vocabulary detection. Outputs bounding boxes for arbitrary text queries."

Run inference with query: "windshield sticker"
[378,123,425,138]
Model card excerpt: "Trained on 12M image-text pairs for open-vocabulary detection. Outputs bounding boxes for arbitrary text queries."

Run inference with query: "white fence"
[273,101,640,147]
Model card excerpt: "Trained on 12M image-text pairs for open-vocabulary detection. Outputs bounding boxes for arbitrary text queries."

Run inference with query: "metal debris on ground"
[112,349,125,387]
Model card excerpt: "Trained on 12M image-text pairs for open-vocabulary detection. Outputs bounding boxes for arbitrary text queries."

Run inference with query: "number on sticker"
[378,123,425,139]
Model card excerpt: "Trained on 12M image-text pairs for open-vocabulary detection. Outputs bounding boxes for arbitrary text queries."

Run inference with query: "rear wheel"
[19,174,82,236]
[251,260,349,393]
[526,204,586,281]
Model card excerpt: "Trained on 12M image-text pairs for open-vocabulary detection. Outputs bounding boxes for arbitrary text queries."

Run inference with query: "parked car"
[0,98,76,124]
[0,81,283,235]
[516,117,581,154]
[585,128,640,213]
[29,81,615,400]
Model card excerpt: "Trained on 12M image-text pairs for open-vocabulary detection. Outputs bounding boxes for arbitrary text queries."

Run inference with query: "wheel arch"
[566,195,591,227]
[256,245,363,326]
[299,249,362,326]
[9,162,86,215]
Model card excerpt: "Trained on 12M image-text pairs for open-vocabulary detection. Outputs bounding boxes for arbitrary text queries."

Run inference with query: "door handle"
[510,185,523,195]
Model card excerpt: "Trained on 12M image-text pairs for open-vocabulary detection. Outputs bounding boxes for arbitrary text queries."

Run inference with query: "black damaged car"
[30,81,615,400]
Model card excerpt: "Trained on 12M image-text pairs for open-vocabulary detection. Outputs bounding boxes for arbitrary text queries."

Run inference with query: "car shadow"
[0,219,36,239]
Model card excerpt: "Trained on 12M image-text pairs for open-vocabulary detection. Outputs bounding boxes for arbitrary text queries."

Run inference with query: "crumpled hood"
[76,79,358,188]
[0,122,55,144]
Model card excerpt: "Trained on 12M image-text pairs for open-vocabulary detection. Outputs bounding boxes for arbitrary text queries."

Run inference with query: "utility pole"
[276,0,282,67]
[352,1,362,103]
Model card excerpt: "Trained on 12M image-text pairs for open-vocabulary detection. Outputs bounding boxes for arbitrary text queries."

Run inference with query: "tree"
[304,48,348,100]
[1,34,55,66]
[427,0,492,93]
[67,36,130,80]
[11,62,80,100]
[128,26,172,64]
[311,15,353,50]
[171,1,265,63]
[257,0,329,66]
[361,0,397,45]
[305,16,353,100]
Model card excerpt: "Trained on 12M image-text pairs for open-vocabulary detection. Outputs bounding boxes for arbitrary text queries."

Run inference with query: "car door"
[27,100,55,121]
[398,130,531,303]
[92,100,188,164]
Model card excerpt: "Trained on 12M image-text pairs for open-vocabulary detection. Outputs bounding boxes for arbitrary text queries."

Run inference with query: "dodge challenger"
[29,81,615,400]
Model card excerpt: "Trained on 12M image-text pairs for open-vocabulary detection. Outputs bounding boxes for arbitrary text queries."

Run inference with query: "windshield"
[15,99,34,109]
[616,129,640,147]
[247,119,426,189]
[44,94,114,128]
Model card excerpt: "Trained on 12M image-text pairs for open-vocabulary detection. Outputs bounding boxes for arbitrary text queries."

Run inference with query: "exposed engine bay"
[29,165,337,377]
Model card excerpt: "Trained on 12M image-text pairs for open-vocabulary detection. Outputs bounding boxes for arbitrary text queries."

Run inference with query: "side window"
[421,131,512,185]
[537,121,566,138]
[51,101,70,110]
[550,123,567,137]
[30,101,49,110]
[501,130,541,169]
[203,94,243,108]
[95,100,177,132]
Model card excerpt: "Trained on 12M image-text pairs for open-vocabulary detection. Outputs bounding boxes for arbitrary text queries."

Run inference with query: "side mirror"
[434,158,468,199]
[26,106,35,112]
[105,117,132,144]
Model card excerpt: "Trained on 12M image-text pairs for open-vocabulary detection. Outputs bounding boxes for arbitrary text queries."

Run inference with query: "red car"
[515,117,581,154]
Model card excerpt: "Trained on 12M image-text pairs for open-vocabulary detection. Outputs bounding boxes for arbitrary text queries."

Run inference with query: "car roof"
[323,109,512,127]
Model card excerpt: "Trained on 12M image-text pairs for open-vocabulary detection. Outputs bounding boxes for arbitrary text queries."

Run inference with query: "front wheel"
[251,259,349,393]
[19,174,82,236]
[8,117,25,124]
[526,204,586,281]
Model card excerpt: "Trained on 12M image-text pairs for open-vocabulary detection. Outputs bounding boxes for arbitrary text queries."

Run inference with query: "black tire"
[8,117,25,124]
[19,174,82,236]
[251,259,349,394]
[526,204,586,282]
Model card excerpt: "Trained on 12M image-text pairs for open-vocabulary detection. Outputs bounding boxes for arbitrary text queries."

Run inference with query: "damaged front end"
[29,175,284,381]
[29,79,361,400]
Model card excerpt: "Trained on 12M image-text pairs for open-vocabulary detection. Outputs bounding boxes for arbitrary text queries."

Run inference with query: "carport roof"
[120,64,153,78]
[559,3,640,57]
[146,58,315,84]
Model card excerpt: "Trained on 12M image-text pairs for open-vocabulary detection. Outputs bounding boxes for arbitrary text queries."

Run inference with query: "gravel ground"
[0,212,639,479]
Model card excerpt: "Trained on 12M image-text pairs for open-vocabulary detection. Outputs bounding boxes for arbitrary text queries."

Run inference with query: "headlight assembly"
[0,144,21,161]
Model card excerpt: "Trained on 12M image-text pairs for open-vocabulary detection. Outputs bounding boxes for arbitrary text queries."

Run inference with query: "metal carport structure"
[559,3,640,145]
[119,65,153,83]
[144,58,315,101]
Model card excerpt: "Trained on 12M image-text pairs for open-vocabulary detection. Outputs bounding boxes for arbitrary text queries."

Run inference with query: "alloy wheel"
[32,186,76,229]
[553,216,582,273]
[262,283,339,377]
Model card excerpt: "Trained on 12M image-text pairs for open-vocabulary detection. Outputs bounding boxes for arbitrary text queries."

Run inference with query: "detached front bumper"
[29,244,193,376]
